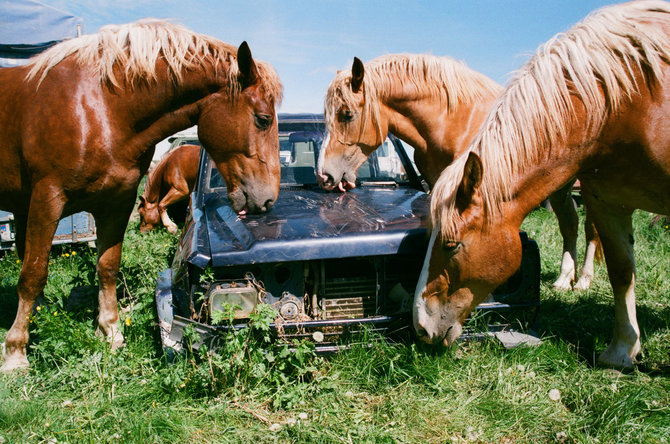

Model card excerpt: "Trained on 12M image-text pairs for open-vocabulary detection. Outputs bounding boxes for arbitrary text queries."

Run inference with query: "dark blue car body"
[156,114,541,352]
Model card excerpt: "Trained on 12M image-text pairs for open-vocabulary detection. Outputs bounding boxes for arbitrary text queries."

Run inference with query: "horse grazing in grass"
[138,144,200,234]
[414,0,670,370]
[318,53,603,291]
[0,20,283,371]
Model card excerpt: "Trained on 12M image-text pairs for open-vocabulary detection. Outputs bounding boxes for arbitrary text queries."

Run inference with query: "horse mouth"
[416,324,460,347]
[317,171,356,192]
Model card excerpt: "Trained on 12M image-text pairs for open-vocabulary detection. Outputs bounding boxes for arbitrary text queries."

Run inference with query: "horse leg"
[549,181,579,290]
[158,187,187,235]
[574,201,600,290]
[13,211,27,261]
[93,209,132,350]
[2,186,64,372]
[583,197,640,370]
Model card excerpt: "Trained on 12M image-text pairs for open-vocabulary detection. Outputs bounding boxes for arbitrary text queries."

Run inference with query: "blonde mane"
[25,19,282,103]
[432,0,670,240]
[324,53,502,140]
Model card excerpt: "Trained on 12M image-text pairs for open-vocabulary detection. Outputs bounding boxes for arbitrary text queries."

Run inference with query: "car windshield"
[208,121,412,189]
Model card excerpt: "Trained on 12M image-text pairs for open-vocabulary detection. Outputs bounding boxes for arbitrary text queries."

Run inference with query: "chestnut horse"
[319,54,602,291]
[138,144,200,234]
[414,0,670,370]
[0,20,283,371]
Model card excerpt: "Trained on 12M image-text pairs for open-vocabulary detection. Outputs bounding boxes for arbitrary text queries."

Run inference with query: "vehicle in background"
[0,210,96,251]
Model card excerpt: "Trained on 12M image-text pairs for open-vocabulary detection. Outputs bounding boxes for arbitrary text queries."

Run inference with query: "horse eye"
[254,113,272,129]
[443,241,461,255]
[339,110,354,123]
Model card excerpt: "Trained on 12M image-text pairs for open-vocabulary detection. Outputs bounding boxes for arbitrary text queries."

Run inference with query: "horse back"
[161,144,201,196]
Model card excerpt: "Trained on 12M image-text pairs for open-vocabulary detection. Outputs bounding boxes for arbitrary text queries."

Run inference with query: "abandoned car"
[156,114,541,352]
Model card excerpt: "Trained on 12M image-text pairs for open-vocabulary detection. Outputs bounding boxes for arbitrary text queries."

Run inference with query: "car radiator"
[322,275,377,319]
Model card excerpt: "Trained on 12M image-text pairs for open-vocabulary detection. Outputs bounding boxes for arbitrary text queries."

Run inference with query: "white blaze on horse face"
[316,131,330,177]
[413,227,438,338]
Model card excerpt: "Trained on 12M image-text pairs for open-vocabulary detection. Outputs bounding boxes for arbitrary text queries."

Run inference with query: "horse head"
[137,196,161,233]
[197,42,281,214]
[318,57,386,191]
[413,152,522,345]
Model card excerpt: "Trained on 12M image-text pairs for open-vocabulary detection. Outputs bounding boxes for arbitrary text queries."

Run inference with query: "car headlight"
[208,281,258,320]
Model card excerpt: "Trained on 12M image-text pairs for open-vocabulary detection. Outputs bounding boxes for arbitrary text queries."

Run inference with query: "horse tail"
[593,228,604,264]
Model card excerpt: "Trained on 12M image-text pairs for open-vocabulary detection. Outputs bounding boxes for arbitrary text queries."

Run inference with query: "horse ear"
[456,152,483,211]
[351,57,364,93]
[238,41,259,88]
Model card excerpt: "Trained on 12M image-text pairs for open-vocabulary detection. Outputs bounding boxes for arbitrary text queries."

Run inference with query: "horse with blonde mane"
[414,0,670,370]
[0,20,283,371]
[319,53,603,291]
[138,144,200,234]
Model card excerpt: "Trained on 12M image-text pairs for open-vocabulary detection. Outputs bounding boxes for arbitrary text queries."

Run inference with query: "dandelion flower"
[548,388,561,401]
[36,306,41,311]
[125,318,131,326]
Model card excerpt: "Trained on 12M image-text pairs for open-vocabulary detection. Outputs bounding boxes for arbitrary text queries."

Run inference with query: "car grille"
[323,276,377,319]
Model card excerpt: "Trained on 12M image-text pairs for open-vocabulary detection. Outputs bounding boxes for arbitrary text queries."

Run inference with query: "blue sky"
[48,0,618,113]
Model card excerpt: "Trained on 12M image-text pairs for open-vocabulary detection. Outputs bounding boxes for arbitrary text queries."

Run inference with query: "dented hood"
[203,186,430,266]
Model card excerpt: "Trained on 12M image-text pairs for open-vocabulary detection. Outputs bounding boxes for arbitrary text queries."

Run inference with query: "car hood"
[203,186,430,266]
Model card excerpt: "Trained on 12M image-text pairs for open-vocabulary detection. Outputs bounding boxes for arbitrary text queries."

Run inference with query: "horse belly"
[581,170,670,215]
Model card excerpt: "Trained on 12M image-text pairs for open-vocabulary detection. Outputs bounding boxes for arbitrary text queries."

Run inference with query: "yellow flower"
[16,259,20,264]
[125,318,131,326]
[36,306,41,311]
[64,253,70,257]
[71,251,77,256]
[53,311,58,316]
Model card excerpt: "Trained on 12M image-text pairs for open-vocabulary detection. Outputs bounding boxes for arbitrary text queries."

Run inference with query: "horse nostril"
[415,324,428,338]
[263,198,275,212]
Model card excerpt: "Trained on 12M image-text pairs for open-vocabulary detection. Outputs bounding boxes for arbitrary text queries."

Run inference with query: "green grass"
[0,208,668,443]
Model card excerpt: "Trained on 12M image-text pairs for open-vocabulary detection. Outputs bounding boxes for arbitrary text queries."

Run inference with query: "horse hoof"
[167,225,179,235]
[95,328,125,351]
[110,337,125,351]
[1,344,30,373]
[552,279,573,291]
[573,278,592,290]
[597,347,636,371]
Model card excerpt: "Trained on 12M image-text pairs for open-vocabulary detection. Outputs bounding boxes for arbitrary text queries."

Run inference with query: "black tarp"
[0,0,83,67]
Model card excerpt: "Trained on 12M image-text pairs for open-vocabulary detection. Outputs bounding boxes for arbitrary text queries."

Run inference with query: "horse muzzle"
[414,310,462,346]
[228,183,277,214]
[317,169,356,192]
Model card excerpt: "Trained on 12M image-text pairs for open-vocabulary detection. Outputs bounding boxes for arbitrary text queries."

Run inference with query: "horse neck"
[115,61,224,157]
[142,160,167,204]
[505,160,582,228]
[382,93,497,185]
[493,124,592,229]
